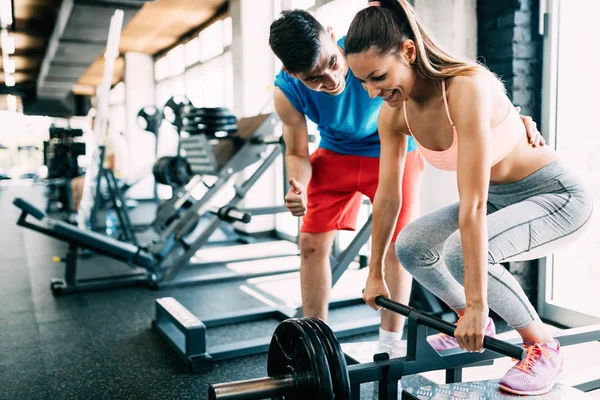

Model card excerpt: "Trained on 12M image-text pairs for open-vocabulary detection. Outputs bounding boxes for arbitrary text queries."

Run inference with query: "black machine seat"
[13,197,46,220]
[13,198,155,268]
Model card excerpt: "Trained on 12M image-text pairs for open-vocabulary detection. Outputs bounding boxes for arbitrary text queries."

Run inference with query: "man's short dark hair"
[269,10,325,74]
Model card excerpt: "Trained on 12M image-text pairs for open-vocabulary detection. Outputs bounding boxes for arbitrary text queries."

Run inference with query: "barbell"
[208,296,526,400]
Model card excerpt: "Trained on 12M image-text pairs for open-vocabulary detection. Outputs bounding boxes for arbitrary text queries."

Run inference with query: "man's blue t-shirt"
[274,37,417,157]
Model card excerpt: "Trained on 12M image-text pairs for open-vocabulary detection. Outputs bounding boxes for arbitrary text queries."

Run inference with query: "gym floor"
[2,185,600,399]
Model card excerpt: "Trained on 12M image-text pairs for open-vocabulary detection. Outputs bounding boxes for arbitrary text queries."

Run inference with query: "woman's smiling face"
[347,41,417,108]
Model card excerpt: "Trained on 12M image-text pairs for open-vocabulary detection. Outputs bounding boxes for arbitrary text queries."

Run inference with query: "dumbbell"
[208,297,526,400]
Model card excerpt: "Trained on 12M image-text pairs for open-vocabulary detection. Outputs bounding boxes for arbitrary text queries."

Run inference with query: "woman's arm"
[448,75,494,351]
[363,103,408,309]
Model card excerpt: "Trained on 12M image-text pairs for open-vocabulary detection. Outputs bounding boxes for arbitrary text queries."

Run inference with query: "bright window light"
[223,17,232,47]
[3,57,14,73]
[0,28,14,54]
[5,73,15,86]
[154,56,169,81]
[6,94,16,111]
[168,44,185,77]
[184,37,200,66]
[199,20,224,62]
[0,0,13,27]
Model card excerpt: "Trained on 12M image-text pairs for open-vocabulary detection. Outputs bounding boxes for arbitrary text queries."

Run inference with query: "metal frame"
[205,303,600,399]
[153,297,380,373]
[15,115,303,295]
[537,0,600,327]
[347,320,600,398]
[89,146,139,246]
[152,214,381,372]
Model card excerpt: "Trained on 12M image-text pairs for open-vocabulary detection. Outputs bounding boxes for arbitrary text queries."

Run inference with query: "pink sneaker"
[427,317,496,351]
[499,340,564,396]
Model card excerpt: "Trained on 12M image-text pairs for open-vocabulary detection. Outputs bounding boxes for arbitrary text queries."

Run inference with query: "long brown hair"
[345,0,490,80]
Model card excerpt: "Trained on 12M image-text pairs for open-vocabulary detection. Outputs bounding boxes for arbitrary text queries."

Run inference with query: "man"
[268,9,543,355]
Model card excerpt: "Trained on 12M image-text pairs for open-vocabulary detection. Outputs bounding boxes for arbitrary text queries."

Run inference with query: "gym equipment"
[137,104,165,203]
[90,105,167,239]
[44,127,85,180]
[152,156,192,188]
[402,378,591,399]
[164,96,191,129]
[137,105,164,135]
[17,145,41,179]
[182,107,237,138]
[0,143,13,180]
[14,197,252,294]
[152,265,449,373]
[43,127,86,214]
[153,207,386,372]
[14,113,301,295]
[75,9,124,231]
[208,297,600,399]
[88,146,139,245]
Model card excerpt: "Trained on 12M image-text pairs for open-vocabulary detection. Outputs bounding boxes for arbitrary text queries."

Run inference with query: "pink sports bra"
[403,80,524,171]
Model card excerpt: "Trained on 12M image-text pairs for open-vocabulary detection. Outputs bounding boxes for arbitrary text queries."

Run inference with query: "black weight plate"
[184,124,239,136]
[268,319,334,400]
[169,157,192,187]
[184,107,235,119]
[301,318,351,400]
[182,122,238,132]
[153,156,173,185]
[182,115,238,126]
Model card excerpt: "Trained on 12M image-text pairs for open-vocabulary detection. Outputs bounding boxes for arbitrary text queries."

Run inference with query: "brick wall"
[477,0,544,307]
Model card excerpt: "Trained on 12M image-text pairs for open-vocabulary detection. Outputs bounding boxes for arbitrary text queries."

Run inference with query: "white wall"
[123,52,156,199]
[231,0,276,117]
[230,0,280,233]
[414,0,477,214]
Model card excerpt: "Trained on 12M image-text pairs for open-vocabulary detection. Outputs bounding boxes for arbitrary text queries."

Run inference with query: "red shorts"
[300,148,425,242]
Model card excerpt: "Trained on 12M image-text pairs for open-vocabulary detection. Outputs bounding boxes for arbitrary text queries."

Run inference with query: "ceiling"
[76,0,228,95]
[0,0,228,116]
[3,0,61,89]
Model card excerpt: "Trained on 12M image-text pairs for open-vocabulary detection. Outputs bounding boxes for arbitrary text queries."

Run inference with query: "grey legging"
[395,161,593,329]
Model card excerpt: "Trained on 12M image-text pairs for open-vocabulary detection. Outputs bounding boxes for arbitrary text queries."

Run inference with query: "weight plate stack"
[300,318,351,399]
[267,319,334,400]
[182,107,238,137]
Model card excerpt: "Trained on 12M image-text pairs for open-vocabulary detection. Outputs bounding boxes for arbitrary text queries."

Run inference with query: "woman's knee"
[394,221,438,273]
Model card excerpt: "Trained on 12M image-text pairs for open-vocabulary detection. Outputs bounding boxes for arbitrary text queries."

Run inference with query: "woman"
[345,0,593,395]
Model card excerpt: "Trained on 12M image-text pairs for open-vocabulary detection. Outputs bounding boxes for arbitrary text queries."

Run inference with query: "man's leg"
[299,230,337,321]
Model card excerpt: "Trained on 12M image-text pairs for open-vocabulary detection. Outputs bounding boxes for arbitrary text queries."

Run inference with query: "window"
[184,65,203,107]
[167,44,185,77]
[199,20,225,62]
[539,0,600,326]
[155,79,172,108]
[155,16,233,111]
[154,56,169,81]
[316,0,365,37]
[185,37,201,67]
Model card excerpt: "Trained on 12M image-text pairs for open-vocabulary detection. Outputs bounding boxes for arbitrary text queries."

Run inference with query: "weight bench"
[14,197,158,293]
[15,194,300,295]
